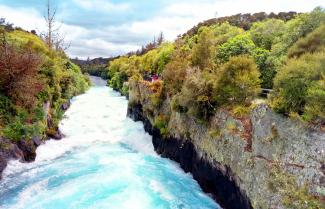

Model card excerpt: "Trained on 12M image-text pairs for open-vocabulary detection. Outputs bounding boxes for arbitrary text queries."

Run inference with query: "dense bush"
[191,27,215,70]
[174,56,260,119]
[213,55,261,106]
[0,27,89,142]
[0,36,43,108]
[271,7,325,59]
[177,68,216,119]
[216,33,274,88]
[271,51,325,121]
[162,40,190,96]
[216,33,256,63]
[288,24,325,58]
[250,19,286,50]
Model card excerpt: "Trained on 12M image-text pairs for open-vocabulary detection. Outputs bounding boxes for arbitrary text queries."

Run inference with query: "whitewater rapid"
[0,77,220,209]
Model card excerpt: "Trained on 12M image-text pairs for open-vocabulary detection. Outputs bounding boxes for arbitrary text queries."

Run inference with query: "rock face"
[128,81,325,209]
[128,104,253,209]
[0,137,24,179]
[0,100,71,179]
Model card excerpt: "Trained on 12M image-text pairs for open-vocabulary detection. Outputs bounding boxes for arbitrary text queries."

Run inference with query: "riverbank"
[127,80,325,209]
[0,103,68,179]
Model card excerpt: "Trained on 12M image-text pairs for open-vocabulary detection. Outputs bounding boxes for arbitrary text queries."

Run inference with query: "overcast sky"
[0,0,324,59]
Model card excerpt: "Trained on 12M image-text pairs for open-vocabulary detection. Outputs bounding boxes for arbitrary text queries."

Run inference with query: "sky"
[0,0,324,59]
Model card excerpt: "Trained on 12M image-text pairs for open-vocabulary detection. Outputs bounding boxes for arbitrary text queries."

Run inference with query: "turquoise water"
[0,78,220,209]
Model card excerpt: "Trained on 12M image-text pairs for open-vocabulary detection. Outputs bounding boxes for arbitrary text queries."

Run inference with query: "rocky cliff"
[0,101,68,179]
[127,80,325,209]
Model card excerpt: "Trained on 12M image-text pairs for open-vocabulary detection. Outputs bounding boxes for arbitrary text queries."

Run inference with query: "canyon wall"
[127,81,325,209]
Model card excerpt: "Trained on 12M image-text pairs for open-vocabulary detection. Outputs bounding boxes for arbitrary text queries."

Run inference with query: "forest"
[105,8,325,127]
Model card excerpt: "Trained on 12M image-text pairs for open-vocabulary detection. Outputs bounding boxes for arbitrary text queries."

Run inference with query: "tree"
[288,24,325,58]
[271,7,325,58]
[250,19,286,50]
[270,51,325,120]
[0,30,43,108]
[191,27,215,70]
[43,0,69,50]
[216,33,256,63]
[157,32,164,45]
[162,39,190,95]
[213,55,261,106]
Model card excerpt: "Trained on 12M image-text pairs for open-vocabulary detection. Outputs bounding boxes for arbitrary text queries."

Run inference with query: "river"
[0,77,220,209]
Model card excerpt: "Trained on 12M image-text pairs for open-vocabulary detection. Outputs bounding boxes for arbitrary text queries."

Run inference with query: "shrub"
[191,27,216,70]
[0,29,89,142]
[154,43,174,74]
[252,48,275,88]
[288,24,325,58]
[272,7,325,58]
[147,80,164,107]
[109,71,128,91]
[121,82,129,96]
[3,120,27,141]
[162,40,190,96]
[0,94,15,125]
[177,68,216,119]
[250,19,286,50]
[304,79,325,122]
[211,22,243,46]
[213,55,261,106]
[216,33,256,63]
[270,51,325,120]
[153,114,169,136]
[0,34,43,109]
[215,33,274,88]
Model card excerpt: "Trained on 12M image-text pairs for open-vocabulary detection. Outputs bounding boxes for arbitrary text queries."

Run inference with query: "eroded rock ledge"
[128,104,253,209]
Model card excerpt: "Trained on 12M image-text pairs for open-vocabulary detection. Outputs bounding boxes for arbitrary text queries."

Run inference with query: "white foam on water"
[0,77,220,209]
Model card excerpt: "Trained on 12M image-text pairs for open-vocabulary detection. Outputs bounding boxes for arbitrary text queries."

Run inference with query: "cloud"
[72,0,130,12]
[0,5,46,31]
[0,0,324,59]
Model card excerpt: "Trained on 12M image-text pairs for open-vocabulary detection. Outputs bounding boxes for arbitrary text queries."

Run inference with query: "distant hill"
[71,56,120,79]
[71,57,119,67]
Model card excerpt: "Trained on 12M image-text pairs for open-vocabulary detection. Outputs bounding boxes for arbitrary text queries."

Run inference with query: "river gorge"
[0,77,220,209]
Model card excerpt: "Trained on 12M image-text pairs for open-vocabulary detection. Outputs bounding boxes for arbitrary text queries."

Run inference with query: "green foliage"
[304,78,325,122]
[210,22,243,46]
[109,71,128,91]
[272,7,325,58]
[121,82,129,96]
[213,56,261,106]
[271,51,325,121]
[162,40,190,96]
[0,94,15,125]
[191,27,215,70]
[288,24,325,58]
[216,33,256,63]
[0,29,89,142]
[104,8,324,126]
[231,105,251,117]
[250,19,286,50]
[153,114,169,136]
[80,64,108,79]
[3,108,46,142]
[177,69,216,119]
[154,43,174,74]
